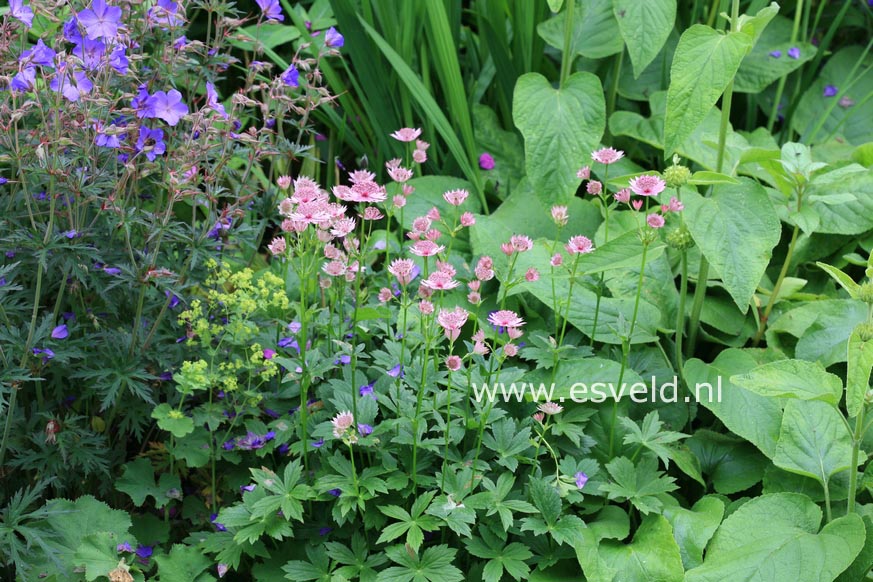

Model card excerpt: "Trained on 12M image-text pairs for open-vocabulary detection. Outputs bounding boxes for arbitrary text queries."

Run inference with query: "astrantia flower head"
[551,205,569,226]
[510,235,533,252]
[566,235,593,255]
[538,401,563,415]
[488,310,525,328]
[629,174,667,197]
[614,188,631,204]
[390,127,422,142]
[660,196,684,213]
[577,166,591,180]
[591,147,624,165]
[586,180,602,195]
[77,0,123,40]
[460,212,475,227]
[267,237,286,255]
[256,0,284,21]
[388,258,418,285]
[525,268,539,282]
[647,213,665,229]
[421,271,459,291]
[446,355,462,371]
[437,307,469,341]
[443,189,469,206]
[409,240,444,257]
[331,411,355,439]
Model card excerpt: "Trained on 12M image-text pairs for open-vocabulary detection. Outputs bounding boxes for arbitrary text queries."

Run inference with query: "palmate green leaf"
[464,474,538,532]
[466,537,533,582]
[115,458,182,509]
[283,545,332,582]
[620,411,688,468]
[663,24,752,156]
[773,399,855,486]
[376,491,440,552]
[153,544,214,582]
[482,418,531,472]
[731,359,844,406]
[613,0,676,78]
[74,533,126,582]
[683,179,780,312]
[663,497,725,570]
[847,328,873,418]
[151,403,194,438]
[527,477,562,525]
[512,72,605,204]
[686,493,865,582]
[594,515,685,582]
[600,456,678,515]
[379,544,464,582]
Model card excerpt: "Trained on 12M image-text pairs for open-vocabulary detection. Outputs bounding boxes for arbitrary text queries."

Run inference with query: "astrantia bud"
[859,283,873,305]
[666,227,694,250]
[663,163,692,188]
[857,322,873,342]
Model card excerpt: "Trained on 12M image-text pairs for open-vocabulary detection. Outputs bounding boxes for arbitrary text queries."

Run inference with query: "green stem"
[675,251,688,372]
[766,0,804,132]
[848,405,867,514]
[559,0,576,87]
[752,225,799,346]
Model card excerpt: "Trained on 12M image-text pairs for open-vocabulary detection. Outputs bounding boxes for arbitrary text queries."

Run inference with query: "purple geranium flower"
[217,564,229,578]
[135,545,153,560]
[210,513,227,531]
[173,35,188,50]
[11,67,37,92]
[236,432,267,450]
[50,67,93,102]
[387,364,404,378]
[319,527,333,536]
[148,0,184,27]
[77,0,123,40]
[823,84,838,97]
[335,354,351,365]
[328,488,341,497]
[359,382,376,399]
[256,0,284,20]
[325,27,344,48]
[51,324,69,339]
[479,152,495,170]
[240,484,256,493]
[21,39,56,67]
[143,90,188,126]
[280,65,299,87]
[769,50,781,58]
[278,337,299,352]
[358,423,373,436]
[72,38,105,70]
[116,542,132,553]
[32,348,55,363]
[788,47,800,59]
[10,0,35,28]
[263,348,276,359]
[205,82,229,119]
[222,440,235,451]
[312,438,325,448]
[110,47,129,74]
[104,266,122,275]
[575,471,589,489]
[287,321,302,333]
[136,127,166,161]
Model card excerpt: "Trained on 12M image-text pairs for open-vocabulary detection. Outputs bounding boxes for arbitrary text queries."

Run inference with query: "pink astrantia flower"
[577,166,591,180]
[409,240,445,257]
[277,175,293,189]
[551,205,569,226]
[378,288,393,302]
[393,195,407,208]
[419,300,434,315]
[460,212,475,227]
[507,327,523,340]
[388,258,417,285]
[437,307,469,341]
[525,268,539,282]
[426,207,441,221]
[533,412,545,424]
[631,200,643,211]
[566,235,593,255]
[479,152,495,170]
[348,169,376,184]
[647,213,665,229]
[629,174,667,197]
[443,189,469,206]
[586,180,602,195]
[322,260,347,277]
[422,271,460,291]
[591,147,624,165]
[446,355,462,371]
[488,310,525,328]
[330,217,356,238]
[503,343,518,357]
[267,237,286,256]
[661,196,684,213]
[614,188,631,204]
[510,235,533,252]
[411,216,432,233]
[550,253,563,267]
[390,127,422,142]
[538,401,563,415]
[362,206,383,221]
[331,411,355,439]
[387,166,413,183]
[413,149,427,164]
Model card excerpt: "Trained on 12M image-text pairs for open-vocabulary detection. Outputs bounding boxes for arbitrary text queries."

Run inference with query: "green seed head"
[858,282,873,304]
[857,322,873,342]
[664,164,692,189]
[666,227,694,250]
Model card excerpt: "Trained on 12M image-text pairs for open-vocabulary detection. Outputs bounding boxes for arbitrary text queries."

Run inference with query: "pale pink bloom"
[278,197,295,217]
[378,288,393,303]
[323,260,347,277]
[632,200,643,211]
[277,175,293,189]
[416,139,430,151]
[437,307,469,341]
[472,330,486,342]
[460,212,476,227]
[577,166,591,180]
[538,402,563,415]
[614,188,631,204]
[412,216,432,233]
[294,176,320,192]
[591,147,624,165]
[349,181,387,203]
[348,169,376,184]
[386,158,402,170]
[475,267,494,281]
[413,149,427,164]
[586,180,602,195]
[328,203,347,219]
[407,232,421,241]
[501,243,514,256]
[468,280,481,291]
[422,271,460,291]
[391,127,422,142]
[473,340,489,355]
[503,343,518,357]
[647,213,665,229]
[290,201,332,224]
[629,174,667,197]
[418,300,434,315]
[418,285,433,299]
[533,412,545,424]
[661,196,684,213]
[478,256,493,269]
[267,237,286,256]
[343,237,360,252]
[551,253,563,267]
[489,310,525,328]
[388,258,417,285]
[436,261,456,277]
[402,184,415,196]
[324,244,342,259]
[443,189,469,206]
[423,229,441,242]
[446,355,462,371]
[507,327,523,340]
[331,411,355,438]
[551,205,569,226]
[280,219,296,232]
[330,217,356,237]
[362,207,384,221]
[388,166,413,183]
[467,291,481,304]
[566,235,593,255]
[332,185,355,202]
[525,268,539,282]
[316,229,333,243]
[409,240,444,257]
[510,235,533,252]
[426,207,441,221]
[393,195,407,208]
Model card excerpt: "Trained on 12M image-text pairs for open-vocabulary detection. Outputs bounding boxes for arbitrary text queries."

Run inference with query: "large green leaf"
[663,497,725,570]
[773,399,854,486]
[767,300,869,366]
[684,349,784,458]
[687,430,769,494]
[847,327,873,418]
[537,0,623,60]
[731,359,843,406]
[663,23,752,156]
[804,166,873,235]
[683,179,780,312]
[613,0,676,78]
[513,72,606,204]
[593,515,685,582]
[685,493,865,582]
[153,544,214,582]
